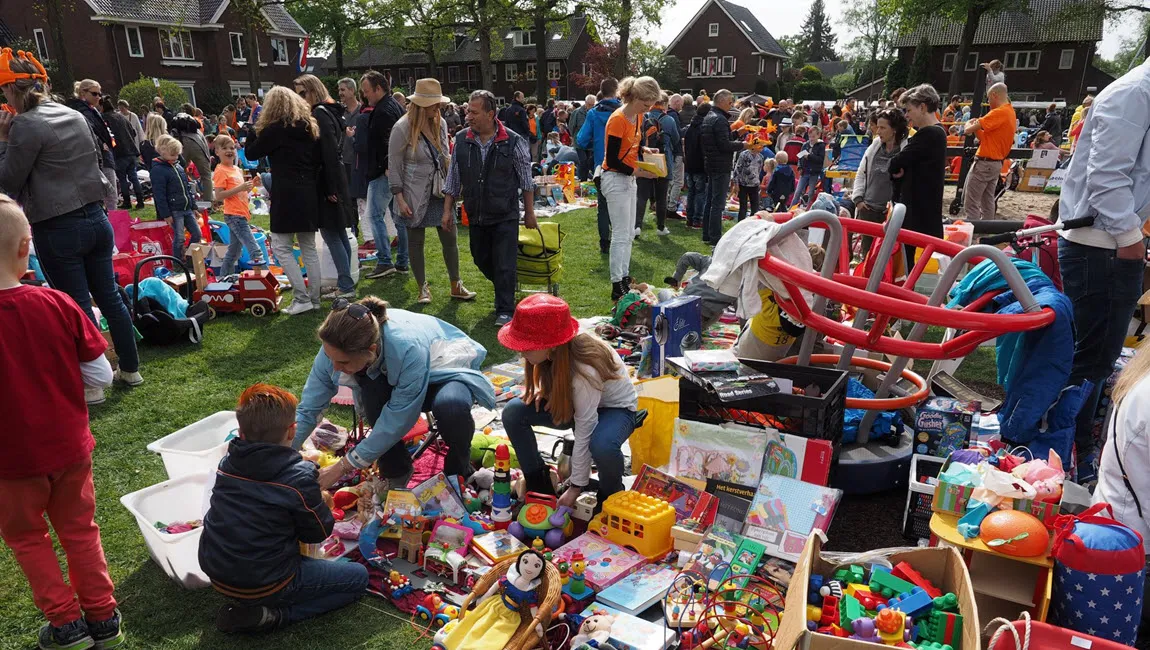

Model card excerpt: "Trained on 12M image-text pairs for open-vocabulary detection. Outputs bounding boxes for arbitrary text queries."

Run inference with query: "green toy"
[932,593,959,612]
[471,434,521,468]
[911,642,953,650]
[918,607,963,648]
[833,565,865,585]
[869,570,916,598]
[838,594,865,629]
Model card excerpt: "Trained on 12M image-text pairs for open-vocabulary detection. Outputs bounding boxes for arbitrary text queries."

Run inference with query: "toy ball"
[979,509,1050,557]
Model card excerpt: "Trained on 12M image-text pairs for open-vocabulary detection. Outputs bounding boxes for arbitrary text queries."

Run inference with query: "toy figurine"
[387,570,414,599]
[398,515,431,564]
[441,550,551,650]
[558,561,570,585]
[416,593,459,628]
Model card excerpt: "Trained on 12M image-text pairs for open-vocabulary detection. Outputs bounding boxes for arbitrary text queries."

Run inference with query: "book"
[379,490,421,539]
[553,533,647,592]
[471,529,527,565]
[595,563,679,616]
[632,464,718,525]
[576,603,675,650]
[759,429,835,486]
[741,474,842,562]
[411,473,468,520]
[668,358,795,401]
[705,478,755,531]
[681,526,741,580]
[666,418,768,487]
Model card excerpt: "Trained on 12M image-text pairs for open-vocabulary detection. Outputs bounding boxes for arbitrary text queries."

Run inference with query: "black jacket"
[102,110,139,158]
[67,98,114,167]
[684,112,708,175]
[244,121,321,234]
[700,105,744,173]
[312,102,356,230]
[1040,111,1063,145]
[199,440,334,597]
[365,96,405,181]
[453,120,525,226]
[500,100,531,140]
[890,123,946,238]
[540,108,557,139]
[139,141,158,170]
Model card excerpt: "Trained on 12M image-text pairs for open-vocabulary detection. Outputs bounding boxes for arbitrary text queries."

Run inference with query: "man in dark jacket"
[100,98,146,208]
[683,103,711,228]
[569,95,594,180]
[699,89,745,244]
[359,70,409,277]
[540,98,557,140]
[200,383,368,634]
[443,90,536,326]
[577,77,621,253]
[499,91,532,140]
[1039,103,1064,146]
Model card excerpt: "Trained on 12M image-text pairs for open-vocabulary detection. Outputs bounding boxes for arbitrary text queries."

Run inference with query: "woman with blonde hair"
[65,78,118,211]
[388,78,476,305]
[601,75,661,301]
[140,112,168,170]
[243,86,323,314]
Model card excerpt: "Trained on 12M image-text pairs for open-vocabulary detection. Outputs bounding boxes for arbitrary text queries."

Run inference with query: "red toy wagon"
[193,269,281,318]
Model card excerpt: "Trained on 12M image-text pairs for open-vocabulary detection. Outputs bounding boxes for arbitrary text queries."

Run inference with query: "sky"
[648,0,1127,59]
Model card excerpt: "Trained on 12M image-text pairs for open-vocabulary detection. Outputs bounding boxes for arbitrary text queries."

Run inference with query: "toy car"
[193,269,281,318]
[416,593,458,629]
[386,570,413,599]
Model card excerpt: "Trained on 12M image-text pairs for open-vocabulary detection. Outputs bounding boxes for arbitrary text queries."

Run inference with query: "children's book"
[665,418,768,487]
[471,529,528,565]
[553,533,647,592]
[595,563,679,616]
[632,464,718,525]
[759,429,835,486]
[741,474,842,562]
[575,603,675,650]
[681,525,741,580]
[379,490,421,539]
[411,473,468,520]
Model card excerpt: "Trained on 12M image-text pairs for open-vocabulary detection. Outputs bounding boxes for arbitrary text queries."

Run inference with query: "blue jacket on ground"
[150,158,196,219]
[577,98,622,170]
[294,309,496,470]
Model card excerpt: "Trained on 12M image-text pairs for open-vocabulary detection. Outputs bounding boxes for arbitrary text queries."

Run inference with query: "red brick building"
[663,0,789,96]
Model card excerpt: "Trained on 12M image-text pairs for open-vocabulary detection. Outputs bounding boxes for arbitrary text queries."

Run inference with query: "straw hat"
[408,78,450,108]
[497,294,579,352]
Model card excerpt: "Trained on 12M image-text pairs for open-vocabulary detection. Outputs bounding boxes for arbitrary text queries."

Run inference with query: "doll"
[440,550,547,650]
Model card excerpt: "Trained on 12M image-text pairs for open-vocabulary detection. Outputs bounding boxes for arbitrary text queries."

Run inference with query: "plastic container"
[147,411,238,479]
[902,454,944,540]
[943,220,975,248]
[119,473,213,589]
[629,376,679,471]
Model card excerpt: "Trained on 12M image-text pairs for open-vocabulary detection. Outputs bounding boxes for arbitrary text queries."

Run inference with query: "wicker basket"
[457,556,562,650]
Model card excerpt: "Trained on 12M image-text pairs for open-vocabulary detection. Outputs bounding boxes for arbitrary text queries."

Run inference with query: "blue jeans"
[686,172,707,225]
[501,397,635,502]
[703,170,729,243]
[31,202,139,373]
[320,228,355,293]
[795,172,827,207]
[253,557,368,625]
[1060,239,1146,460]
[366,176,408,268]
[219,215,266,277]
[169,209,201,260]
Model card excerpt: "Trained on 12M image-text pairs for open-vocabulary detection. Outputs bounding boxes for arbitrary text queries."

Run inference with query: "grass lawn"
[0,205,999,649]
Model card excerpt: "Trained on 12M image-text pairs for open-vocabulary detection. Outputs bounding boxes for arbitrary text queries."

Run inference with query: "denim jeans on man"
[114,155,144,206]
[219,215,266,277]
[320,228,355,293]
[252,556,368,625]
[686,173,707,227]
[703,171,729,243]
[470,219,519,317]
[1060,239,1146,461]
[366,176,408,268]
[170,209,201,260]
[501,397,635,502]
[31,202,139,373]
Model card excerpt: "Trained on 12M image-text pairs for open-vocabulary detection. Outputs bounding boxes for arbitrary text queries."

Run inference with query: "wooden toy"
[589,491,676,559]
[193,269,281,318]
[397,515,431,564]
[423,520,474,584]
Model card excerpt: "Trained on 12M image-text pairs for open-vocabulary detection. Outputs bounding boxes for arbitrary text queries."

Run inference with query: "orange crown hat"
[0,48,49,87]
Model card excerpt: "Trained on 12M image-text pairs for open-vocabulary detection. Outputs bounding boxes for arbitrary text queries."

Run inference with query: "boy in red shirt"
[0,195,125,649]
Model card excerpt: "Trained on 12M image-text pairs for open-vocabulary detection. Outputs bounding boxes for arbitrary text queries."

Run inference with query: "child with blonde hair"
[765,151,795,210]
[151,134,201,260]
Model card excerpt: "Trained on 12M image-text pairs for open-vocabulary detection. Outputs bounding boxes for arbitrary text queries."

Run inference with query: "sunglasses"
[332,298,371,320]
[89,90,103,97]
[297,89,307,98]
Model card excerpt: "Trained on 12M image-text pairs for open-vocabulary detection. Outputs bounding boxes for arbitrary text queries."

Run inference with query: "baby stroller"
[128,255,210,345]
[977,215,1096,292]
[517,222,564,296]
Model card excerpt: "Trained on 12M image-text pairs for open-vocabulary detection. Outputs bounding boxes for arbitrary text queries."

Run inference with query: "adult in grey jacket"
[851,107,908,258]
[699,90,745,245]
[0,57,141,392]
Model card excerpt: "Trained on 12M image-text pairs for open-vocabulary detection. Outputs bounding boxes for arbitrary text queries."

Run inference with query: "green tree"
[117,76,188,112]
[630,39,682,90]
[842,0,896,86]
[290,0,371,75]
[776,33,807,69]
[908,35,933,84]
[800,64,824,80]
[1093,12,1150,76]
[795,0,838,62]
[588,0,673,78]
[885,57,909,93]
[26,0,77,92]
[831,72,856,95]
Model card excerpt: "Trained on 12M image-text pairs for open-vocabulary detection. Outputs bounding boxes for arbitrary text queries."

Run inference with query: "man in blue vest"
[443,90,537,327]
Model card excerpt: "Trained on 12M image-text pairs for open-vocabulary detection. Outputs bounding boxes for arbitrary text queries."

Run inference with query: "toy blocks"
[874,607,909,645]
[870,569,916,599]
[834,564,866,585]
[839,594,865,629]
[918,608,962,648]
[846,584,887,610]
[591,491,676,559]
[819,595,840,626]
[893,561,943,598]
[911,643,953,650]
[932,593,959,613]
[809,574,825,604]
[886,587,934,618]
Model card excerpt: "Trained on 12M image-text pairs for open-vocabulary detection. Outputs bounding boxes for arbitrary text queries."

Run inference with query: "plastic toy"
[978,509,1050,557]
[869,569,916,599]
[912,643,953,650]
[850,617,882,643]
[808,574,825,605]
[726,537,767,589]
[886,586,934,617]
[509,492,574,549]
[892,561,943,598]
[589,491,676,559]
[397,515,431,564]
[193,269,281,318]
[423,520,474,584]
[873,607,910,645]
[919,607,962,647]
[819,595,839,626]
[416,593,459,629]
[821,579,844,599]
[834,565,865,585]
[562,550,592,601]
[386,570,413,599]
[839,594,865,628]
[491,492,514,531]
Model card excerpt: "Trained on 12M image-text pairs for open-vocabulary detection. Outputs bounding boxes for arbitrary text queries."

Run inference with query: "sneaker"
[365,264,396,279]
[657,228,671,236]
[395,265,409,273]
[216,604,282,634]
[495,313,513,326]
[322,288,356,300]
[38,619,93,649]
[283,300,315,316]
[633,227,642,238]
[87,609,125,649]
[85,385,106,406]
[450,280,476,301]
[115,370,144,387]
[417,282,432,304]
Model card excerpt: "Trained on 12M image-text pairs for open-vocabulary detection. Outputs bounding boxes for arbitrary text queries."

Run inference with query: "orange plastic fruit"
[979,509,1050,557]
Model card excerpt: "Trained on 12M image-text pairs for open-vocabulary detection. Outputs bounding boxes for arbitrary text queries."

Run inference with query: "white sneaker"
[115,370,144,386]
[283,300,315,315]
[633,227,642,237]
[85,385,105,406]
[657,228,671,236]
[417,282,432,304]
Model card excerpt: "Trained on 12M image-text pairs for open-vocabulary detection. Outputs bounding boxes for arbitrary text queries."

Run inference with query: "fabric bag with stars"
[1049,502,1144,645]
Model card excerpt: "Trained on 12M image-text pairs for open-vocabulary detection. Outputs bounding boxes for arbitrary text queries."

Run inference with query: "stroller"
[517,222,565,296]
[128,255,210,345]
[976,215,1097,292]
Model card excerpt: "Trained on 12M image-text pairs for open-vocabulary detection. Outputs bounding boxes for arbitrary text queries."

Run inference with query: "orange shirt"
[603,108,641,173]
[975,102,1017,160]
[213,164,250,218]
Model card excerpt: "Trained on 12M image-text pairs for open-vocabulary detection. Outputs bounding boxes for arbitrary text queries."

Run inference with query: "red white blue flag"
[297,37,309,72]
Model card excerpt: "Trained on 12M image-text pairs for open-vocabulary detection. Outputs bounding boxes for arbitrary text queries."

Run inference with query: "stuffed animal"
[571,612,616,647]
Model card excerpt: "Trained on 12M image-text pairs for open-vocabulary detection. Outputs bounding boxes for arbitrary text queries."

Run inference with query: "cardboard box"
[931,455,1063,523]
[1017,168,1053,192]
[1029,148,1060,169]
[773,533,980,650]
[913,397,979,458]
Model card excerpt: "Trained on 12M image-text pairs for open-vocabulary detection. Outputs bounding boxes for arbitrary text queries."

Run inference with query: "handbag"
[421,132,447,199]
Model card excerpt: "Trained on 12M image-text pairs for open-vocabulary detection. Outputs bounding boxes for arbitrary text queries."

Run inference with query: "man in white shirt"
[1059,57,1150,476]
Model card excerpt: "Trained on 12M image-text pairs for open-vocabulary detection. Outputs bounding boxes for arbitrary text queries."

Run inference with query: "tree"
[885,57,910,92]
[630,38,683,90]
[776,33,807,68]
[842,0,896,86]
[518,0,573,100]
[589,0,674,77]
[568,41,618,92]
[27,0,77,92]
[290,0,371,74]
[800,64,824,80]
[795,0,838,62]
[831,72,856,95]
[1093,12,1150,76]
[228,0,290,92]
[908,35,933,84]
[118,76,189,112]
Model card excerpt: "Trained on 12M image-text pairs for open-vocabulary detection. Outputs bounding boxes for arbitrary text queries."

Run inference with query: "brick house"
[0,0,307,105]
[337,16,594,103]
[892,0,1114,102]
[662,0,789,96]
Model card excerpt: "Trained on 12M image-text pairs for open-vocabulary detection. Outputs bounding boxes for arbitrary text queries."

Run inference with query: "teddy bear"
[571,612,617,648]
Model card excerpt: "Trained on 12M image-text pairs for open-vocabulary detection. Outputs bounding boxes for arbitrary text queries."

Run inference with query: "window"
[776,60,781,76]
[942,53,956,72]
[467,64,478,83]
[707,56,718,76]
[243,281,266,291]
[690,57,703,77]
[1059,49,1074,69]
[229,32,245,62]
[547,61,560,80]
[525,62,537,81]
[708,22,719,37]
[448,66,460,83]
[505,63,518,81]
[965,52,978,71]
[759,58,764,74]
[32,29,48,60]
[270,38,288,65]
[414,66,426,79]
[229,82,249,97]
[159,29,194,60]
[125,26,143,58]
[721,56,735,76]
[513,30,534,47]
[175,83,196,106]
[1004,50,1040,70]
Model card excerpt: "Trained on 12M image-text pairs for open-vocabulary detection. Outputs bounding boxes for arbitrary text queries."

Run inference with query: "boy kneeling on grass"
[199,383,369,634]
[0,195,125,649]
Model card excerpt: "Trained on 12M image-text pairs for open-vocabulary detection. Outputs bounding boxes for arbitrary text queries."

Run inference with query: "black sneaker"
[495,313,513,326]
[365,264,396,279]
[135,202,146,210]
[216,604,282,634]
[87,609,125,649]
[37,619,93,649]
[395,265,409,273]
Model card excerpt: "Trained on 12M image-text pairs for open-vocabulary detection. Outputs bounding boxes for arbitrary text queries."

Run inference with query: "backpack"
[642,113,665,153]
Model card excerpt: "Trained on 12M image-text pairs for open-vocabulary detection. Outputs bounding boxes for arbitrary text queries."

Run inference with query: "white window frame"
[174,82,196,106]
[525,61,537,81]
[32,28,48,60]
[1059,49,1074,70]
[229,32,245,63]
[547,61,561,80]
[689,57,702,77]
[467,64,478,83]
[505,63,518,81]
[965,52,979,71]
[759,58,765,74]
[721,56,735,76]
[708,22,719,37]
[269,37,288,65]
[942,53,956,72]
[229,82,249,97]
[448,66,460,83]
[776,60,781,76]
[1004,50,1040,70]
[514,30,534,47]
[159,29,195,61]
[125,26,144,58]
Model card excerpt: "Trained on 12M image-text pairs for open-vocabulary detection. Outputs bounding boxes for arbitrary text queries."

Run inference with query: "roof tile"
[892,0,1103,47]
[716,0,788,57]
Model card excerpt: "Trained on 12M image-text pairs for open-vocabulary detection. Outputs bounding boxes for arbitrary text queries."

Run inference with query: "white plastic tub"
[119,473,214,589]
[147,411,238,479]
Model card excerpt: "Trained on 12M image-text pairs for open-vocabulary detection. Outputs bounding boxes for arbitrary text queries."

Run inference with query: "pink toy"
[423,520,475,584]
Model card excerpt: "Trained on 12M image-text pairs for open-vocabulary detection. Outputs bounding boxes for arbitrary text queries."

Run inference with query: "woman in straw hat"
[389,78,475,304]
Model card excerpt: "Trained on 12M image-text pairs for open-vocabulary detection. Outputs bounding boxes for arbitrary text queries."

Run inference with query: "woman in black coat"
[242,86,323,315]
[295,74,357,299]
[889,84,947,266]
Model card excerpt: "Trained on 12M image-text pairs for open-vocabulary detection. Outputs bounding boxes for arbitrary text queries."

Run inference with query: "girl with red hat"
[498,294,639,509]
